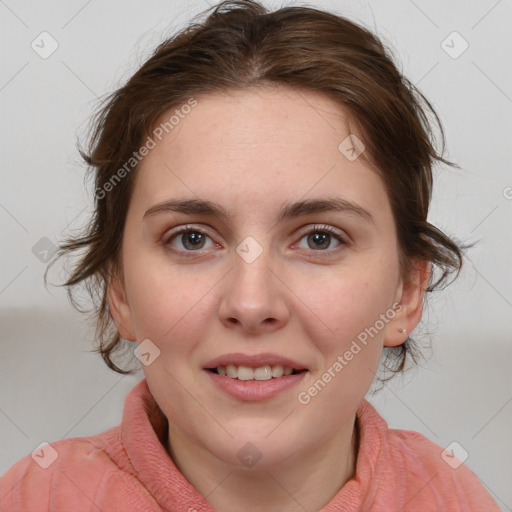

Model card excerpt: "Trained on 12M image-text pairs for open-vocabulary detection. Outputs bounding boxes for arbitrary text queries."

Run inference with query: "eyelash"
[162,224,348,258]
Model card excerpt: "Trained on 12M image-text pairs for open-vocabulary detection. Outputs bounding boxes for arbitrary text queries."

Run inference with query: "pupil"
[309,232,329,250]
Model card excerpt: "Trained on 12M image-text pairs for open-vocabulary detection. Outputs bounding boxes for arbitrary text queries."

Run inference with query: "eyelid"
[162,224,219,245]
[294,223,346,241]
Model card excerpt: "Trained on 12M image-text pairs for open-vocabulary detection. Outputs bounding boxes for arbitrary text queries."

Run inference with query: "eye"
[162,223,347,256]
[164,225,218,253]
[294,224,346,252]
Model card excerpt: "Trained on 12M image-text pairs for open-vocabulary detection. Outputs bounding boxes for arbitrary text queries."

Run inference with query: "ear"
[384,260,431,347]
[107,267,137,342]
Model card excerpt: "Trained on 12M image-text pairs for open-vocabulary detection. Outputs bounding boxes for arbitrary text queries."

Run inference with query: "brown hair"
[47,0,465,384]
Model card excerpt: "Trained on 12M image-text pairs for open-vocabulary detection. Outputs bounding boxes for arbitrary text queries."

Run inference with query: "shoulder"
[357,400,500,511]
[385,427,500,510]
[0,428,156,512]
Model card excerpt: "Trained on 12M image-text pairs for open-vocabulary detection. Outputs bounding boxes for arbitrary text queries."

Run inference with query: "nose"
[218,243,290,335]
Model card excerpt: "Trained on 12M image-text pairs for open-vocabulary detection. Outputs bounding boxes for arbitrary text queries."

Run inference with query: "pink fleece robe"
[0,378,501,511]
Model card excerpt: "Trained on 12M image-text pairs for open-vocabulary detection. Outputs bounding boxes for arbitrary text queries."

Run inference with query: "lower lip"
[204,370,308,401]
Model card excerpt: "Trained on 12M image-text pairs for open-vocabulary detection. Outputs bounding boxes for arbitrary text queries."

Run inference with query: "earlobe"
[384,260,431,347]
[107,270,137,342]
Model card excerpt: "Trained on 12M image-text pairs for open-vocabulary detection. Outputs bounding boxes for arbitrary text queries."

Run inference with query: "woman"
[0,1,501,510]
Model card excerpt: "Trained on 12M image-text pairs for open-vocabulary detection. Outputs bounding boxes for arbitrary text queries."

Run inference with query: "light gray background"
[0,0,510,509]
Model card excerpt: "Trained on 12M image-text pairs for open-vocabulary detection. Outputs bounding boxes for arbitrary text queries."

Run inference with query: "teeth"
[253,366,272,380]
[226,364,238,378]
[216,364,297,380]
[271,364,283,378]
[238,365,255,381]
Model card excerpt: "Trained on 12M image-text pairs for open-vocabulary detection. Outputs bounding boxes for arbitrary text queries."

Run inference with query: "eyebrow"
[143,197,374,224]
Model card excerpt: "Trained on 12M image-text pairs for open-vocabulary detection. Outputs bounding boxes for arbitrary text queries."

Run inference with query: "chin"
[204,425,305,469]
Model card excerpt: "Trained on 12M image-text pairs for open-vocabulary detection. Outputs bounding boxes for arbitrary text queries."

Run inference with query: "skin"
[108,85,429,512]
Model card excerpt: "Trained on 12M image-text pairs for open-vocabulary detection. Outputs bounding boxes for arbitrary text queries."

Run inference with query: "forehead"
[144,86,356,168]
[131,86,390,220]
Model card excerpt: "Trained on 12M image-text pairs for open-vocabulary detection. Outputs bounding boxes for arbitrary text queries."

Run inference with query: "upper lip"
[204,352,308,371]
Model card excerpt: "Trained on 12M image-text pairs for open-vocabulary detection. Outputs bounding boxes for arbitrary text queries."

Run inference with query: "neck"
[166,416,359,512]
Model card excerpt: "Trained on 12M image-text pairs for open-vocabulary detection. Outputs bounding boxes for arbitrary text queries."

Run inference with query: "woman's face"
[110,86,423,468]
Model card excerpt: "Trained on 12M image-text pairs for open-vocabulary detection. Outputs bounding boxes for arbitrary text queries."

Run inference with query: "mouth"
[206,364,306,381]
[203,354,309,401]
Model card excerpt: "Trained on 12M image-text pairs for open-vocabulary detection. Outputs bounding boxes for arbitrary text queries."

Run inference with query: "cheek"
[123,249,209,344]
[293,270,393,418]
[294,259,399,354]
